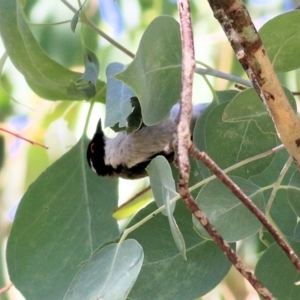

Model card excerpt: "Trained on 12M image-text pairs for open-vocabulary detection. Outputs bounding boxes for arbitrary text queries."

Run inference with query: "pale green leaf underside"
[65,240,144,300]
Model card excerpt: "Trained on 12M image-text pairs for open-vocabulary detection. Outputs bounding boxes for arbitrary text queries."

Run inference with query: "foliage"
[1,0,300,299]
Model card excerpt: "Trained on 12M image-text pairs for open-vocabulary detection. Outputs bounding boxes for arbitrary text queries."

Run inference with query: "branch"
[0,282,13,295]
[176,1,274,299]
[189,145,300,273]
[0,127,48,149]
[207,0,300,169]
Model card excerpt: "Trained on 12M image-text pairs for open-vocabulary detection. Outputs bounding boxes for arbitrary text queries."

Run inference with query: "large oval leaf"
[259,10,300,73]
[193,177,264,242]
[65,240,144,300]
[128,201,233,299]
[6,136,119,299]
[255,239,300,300]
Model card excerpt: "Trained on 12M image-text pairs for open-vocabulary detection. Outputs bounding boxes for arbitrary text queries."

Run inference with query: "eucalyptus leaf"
[6,136,119,300]
[128,201,233,299]
[196,101,277,179]
[105,62,136,129]
[260,10,300,73]
[115,16,182,126]
[146,156,177,215]
[250,147,294,187]
[67,48,99,99]
[65,240,144,300]
[193,176,264,242]
[147,156,186,259]
[71,10,80,33]
[0,0,102,100]
[255,239,300,300]
[288,170,300,218]
[269,189,297,239]
[223,87,296,133]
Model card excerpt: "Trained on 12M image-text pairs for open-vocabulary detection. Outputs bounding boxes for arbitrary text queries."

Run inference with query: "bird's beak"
[96,118,103,134]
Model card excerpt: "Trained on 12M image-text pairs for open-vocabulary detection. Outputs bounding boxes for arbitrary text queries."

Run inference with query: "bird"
[87,103,209,179]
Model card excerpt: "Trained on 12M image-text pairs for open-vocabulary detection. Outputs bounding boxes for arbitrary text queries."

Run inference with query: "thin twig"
[265,156,293,217]
[0,127,48,149]
[61,0,135,58]
[113,186,152,213]
[0,282,13,295]
[190,145,300,273]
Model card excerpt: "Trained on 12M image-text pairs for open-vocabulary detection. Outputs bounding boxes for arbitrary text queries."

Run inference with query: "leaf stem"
[195,67,252,87]
[265,156,293,217]
[61,0,135,58]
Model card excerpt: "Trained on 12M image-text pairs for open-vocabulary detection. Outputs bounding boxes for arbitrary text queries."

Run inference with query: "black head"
[86,119,116,177]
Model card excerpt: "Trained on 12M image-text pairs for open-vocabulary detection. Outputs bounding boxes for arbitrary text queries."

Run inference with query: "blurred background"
[0,0,299,299]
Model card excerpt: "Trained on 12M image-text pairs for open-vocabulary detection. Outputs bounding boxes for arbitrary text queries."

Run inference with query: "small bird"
[87,103,209,179]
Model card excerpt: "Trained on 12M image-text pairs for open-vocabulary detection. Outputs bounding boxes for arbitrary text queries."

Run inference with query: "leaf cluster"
[1,1,300,299]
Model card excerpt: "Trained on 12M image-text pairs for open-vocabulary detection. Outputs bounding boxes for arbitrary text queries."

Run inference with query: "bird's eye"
[90,143,95,154]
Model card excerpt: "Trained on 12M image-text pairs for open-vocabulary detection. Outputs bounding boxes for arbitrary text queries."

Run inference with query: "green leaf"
[147,156,186,259]
[223,88,276,133]
[67,48,100,99]
[146,156,177,215]
[259,10,300,73]
[250,148,294,187]
[255,239,300,299]
[115,16,182,126]
[223,87,296,133]
[105,63,136,129]
[196,100,277,178]
[65,240,144,300]
[71,10,80,33]
[128,201,233,299]
[193,177,264,242]
[269,189,297,239]
[6,136,119,300]
[0,136,4,171]
[288,170,300,218]
[0,0,102,100]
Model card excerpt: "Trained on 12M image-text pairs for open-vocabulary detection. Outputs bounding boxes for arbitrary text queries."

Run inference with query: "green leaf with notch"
[193,176,264,242]
[115,16,182,126]
[259,10,300,73]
